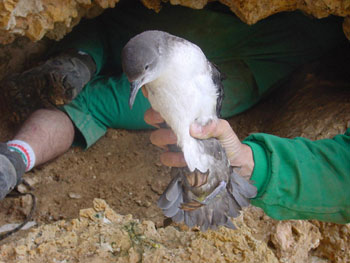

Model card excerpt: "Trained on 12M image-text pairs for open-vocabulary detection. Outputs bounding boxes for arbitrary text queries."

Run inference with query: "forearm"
[243,129,350,224]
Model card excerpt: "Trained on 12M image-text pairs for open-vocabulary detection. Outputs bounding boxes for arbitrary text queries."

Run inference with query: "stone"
[68,192,82,199]
[312,222,350,263]
[343,16,350,40]
[0,0,120,45]
[0,199,279,262]
[0,0,349,45]
[143,0,350,40]
[270,221,321,263]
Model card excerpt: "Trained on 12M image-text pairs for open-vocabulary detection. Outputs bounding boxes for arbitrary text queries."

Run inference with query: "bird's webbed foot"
[184,169,208,188]
[181,180,227,211]
[180,200,205,211]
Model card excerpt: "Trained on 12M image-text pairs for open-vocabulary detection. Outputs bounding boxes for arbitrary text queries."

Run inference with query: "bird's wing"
[158,139,257,231]
[209,61,225,118]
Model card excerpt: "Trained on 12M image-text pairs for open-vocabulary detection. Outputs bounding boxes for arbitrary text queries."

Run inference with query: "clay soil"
[0,46,350,262]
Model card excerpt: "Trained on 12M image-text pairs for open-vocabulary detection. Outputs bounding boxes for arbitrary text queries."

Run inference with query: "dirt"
[0,125,171,227]
[0,44,350,262]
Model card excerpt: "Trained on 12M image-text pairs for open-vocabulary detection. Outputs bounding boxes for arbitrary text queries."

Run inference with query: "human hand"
[145,108,254,176]
[143,87,254,178]
[190,120,254,178]
[142,87,186,167]
[144,108,187,167]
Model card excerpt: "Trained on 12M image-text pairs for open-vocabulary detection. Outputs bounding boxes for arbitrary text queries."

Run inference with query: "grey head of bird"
[122,30,170,109]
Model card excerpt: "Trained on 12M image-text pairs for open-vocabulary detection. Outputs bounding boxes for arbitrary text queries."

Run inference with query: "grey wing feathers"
[183,191,238,231]
[228,169,257,208]
[172,209,184,223]
[209,61,225,118]
[157,176,182,211]
[163,191,183,217]
[157,140,257,231]
[229,168,258,199]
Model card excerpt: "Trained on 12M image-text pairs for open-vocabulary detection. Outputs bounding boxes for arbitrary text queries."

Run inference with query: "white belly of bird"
[146,66,218,173]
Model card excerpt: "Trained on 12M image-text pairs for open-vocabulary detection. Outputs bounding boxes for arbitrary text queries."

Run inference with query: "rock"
[312,222,350,263]
[144,0,350,40]
[270,221,321,263]
[68,192,82,199]
[17,176,39,193]
[0,198,348,262]
[0,199,279,262]
[14,245,27,257]
[16,184,28,194]
[149,180,165,195]
[23,176,39,187]
[343,16,350,40]
[0,0,120,45]
[128,247,141,263]
[0,0,349,45]
[135,199,142,206]
[143,200,152,207]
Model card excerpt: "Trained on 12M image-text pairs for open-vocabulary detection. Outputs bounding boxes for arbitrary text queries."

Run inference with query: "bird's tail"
[157,168,185,223]
[157,167,257,231]
[227,167,257,207]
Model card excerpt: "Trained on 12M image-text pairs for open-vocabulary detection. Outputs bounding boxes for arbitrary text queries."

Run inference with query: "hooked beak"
[129,80,143,109]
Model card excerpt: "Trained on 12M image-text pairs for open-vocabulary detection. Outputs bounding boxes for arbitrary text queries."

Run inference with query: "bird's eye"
[145,65,149,70]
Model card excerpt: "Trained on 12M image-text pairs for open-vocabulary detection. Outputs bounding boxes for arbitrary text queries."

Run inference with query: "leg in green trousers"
[59,2,346,148]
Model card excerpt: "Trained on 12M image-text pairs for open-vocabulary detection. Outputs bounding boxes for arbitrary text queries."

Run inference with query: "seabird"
[122,30,257,230]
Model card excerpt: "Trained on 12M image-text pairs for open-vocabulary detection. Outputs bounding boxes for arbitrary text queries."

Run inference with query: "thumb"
[190,119,241,156]
[190,120,220,139]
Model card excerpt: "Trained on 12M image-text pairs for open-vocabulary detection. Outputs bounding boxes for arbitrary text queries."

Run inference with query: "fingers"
[150,128,185,167]
[144,108,164,128]
[160,152,187,167]
[141,86,148,98]
[150,129,177,149]
[142,92,185,168]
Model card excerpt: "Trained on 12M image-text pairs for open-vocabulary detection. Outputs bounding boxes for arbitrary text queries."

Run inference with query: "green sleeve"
[242,129,350,224]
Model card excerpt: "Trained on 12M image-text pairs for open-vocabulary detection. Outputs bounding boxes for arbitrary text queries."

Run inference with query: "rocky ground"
[0,40,349,262]
[1,0,350,44]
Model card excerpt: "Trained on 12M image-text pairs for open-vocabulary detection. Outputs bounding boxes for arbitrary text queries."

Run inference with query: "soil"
[0,46,350,262]
[0,123,171,228]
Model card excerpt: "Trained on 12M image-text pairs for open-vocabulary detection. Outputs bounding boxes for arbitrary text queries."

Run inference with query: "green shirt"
[244,129,350,223]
